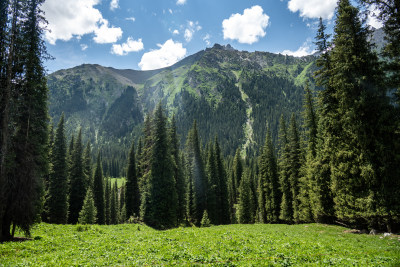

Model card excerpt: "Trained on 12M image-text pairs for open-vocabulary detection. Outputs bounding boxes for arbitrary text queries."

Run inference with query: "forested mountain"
[48,44,317,161]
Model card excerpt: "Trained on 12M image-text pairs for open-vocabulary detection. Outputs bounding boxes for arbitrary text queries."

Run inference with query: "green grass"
[1,224,399,266]
[108,177,126,188]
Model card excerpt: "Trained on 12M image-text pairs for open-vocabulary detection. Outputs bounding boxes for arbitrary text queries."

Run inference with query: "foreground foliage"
[0,223,399,266]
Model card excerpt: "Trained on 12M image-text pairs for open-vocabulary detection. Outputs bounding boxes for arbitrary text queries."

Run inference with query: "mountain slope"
[47,44,317,156]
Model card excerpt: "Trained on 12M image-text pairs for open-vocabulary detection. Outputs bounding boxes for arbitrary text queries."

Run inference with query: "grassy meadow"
[0,223,399,266]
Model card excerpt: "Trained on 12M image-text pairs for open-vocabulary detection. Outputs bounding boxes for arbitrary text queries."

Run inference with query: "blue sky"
[42,0,381,73]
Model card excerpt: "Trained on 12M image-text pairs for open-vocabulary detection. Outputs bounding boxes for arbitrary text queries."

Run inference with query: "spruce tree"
[48,114,68,224]
[237,170,254,224]
[110,181,118,224]
[232,149,243,203]
[68,129,86,224]
[78,188,97,225]
[320,0,396,229]
[93,153,105,224]
[214,138,230,224]
[206,144,218,224]
[82,142,92,189]
[125,141,140,218]
[278,115,292,223]
[119,184,126,222]
[258,126,280,223]
[141,104,178,229]
[170,115,186,225]
[185,121,207,225]
[105,178,111,225]
[287,114,302,223]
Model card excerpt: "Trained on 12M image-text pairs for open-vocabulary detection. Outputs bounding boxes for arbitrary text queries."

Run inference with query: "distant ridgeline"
[47,44,317,164]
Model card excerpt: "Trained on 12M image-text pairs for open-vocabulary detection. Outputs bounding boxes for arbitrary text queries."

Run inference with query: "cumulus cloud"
[42,0,123,45]
[173,29,180,35]
[110,0,119,11]
[126,17,136,22]
[93,19,123,44]
[281,39,316,57]
[288,0,337,20]
[139,39,186,70]
[176,0,186,5]
[222,5,269,44]
[184,21,201,42]
[111,37,144,56]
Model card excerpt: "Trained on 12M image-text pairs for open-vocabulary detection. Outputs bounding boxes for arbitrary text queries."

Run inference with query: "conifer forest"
[0,0,400,265]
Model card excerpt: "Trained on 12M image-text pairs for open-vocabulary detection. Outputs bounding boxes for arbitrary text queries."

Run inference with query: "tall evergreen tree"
[206,144,218,224]
[141,104,178,229]
[48,114,68,224]
[185,121,207,225]
[237,170,254,224]
[93,153,105,224]
[258,126,280,223]
[125,141,140,218]
[68,129,85,224]
[105,178,111,225]
[232,149,243,203]
[169,115,186,225]
[110,181,118,224]
[214,138,230,224]
[287,114,302,223]
[278,115,292,223]
[82,142,92,189]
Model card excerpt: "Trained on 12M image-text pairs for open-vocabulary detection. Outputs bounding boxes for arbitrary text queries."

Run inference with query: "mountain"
[47,44,318,159]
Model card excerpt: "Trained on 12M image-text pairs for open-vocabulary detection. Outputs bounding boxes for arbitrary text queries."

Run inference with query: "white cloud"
[281,39,316,57]
[126,17,136,22]
[288,0,337,20]
[111,37,144,56]
[110,0,119,11]
[203,34,211,46]
[43,0,102,44]
[176,0,186,5]
[93,19,123,44]
[222,5,269,44]
[42,0,123,45]
[81,44,88,51]
[139,39,186,70]
[184,21,201,42]
[169,9,173,14]
[173,29,180,35]
[367,4,383,29]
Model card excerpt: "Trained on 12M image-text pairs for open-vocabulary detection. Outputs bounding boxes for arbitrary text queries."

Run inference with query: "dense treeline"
[1,0,399,242]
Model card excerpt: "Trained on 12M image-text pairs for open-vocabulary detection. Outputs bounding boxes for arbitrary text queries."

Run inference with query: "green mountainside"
[47,44,317,158]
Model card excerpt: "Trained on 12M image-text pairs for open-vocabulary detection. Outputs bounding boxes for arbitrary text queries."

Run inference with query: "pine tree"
[48,114,68,224]
[78,188,97,225]
[278,115,292,223]
[206,144,218,224]
[68,129,86,224]
[170,115,186,225]
[119,184,126,222]
[237,170,254,224]
[83,142,92,189]
[258,126,280,223]
[232,149,243,203]
[287,114,302,223]
[298,84,317,222]
[141,104,178,229]
[105,178,111,225]
[93,153,105,224]
[125,141,140,219]
[110,180,118,224]
[214,137,230,224]
[200,210,211,227]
